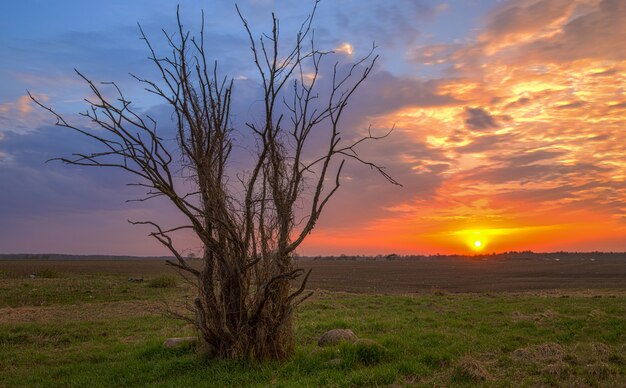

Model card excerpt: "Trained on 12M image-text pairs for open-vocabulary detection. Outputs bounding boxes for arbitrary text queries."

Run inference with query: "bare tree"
[31,3,398,361]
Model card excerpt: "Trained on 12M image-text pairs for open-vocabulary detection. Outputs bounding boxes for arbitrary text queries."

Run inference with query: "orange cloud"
[17,95,33,115]
[334,42,354,56]
[301,0,626,255]
[0,94,49,133]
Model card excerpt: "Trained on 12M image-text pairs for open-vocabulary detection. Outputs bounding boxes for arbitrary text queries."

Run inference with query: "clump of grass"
[453,356,493,382]
[512,342,565,364]
[541,361,572,378]
[572,342,619,365]
[512,309,558,323]
[0,269,14,278]
[36,268,62,278]
[147,275,178,288]
[307,339,389,369]
[586,362,615,379]
[352,339,388,366]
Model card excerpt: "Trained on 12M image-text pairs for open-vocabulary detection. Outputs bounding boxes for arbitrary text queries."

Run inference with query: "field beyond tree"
[1,257,625,386]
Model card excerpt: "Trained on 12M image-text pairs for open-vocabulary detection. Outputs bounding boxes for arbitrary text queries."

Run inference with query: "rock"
[163,337,197,348]
[318,329,358,347]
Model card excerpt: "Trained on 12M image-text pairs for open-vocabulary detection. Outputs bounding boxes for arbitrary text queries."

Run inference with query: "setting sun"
[470,237,486,252]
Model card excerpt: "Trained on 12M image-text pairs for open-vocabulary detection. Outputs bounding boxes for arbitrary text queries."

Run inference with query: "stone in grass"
[318,329,358,347]
[163,337,198,348]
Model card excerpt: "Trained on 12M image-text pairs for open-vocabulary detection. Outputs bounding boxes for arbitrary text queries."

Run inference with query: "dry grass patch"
[589,308,605,318]
[453,356,493,382]
[586,362,616,379]
[541,361,572,378]
[511,309,558,323]
[572,342,622,366]
[512,342,565,364]
[508,341,624,385]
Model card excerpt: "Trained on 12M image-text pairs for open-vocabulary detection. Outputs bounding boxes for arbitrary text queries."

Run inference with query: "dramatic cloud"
[464,107,499,130]
[360,0,626,254]
[1,0,625,255]
[512,0,626,63]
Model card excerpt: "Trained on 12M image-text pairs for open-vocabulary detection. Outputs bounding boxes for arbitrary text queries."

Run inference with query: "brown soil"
[295,257,626,293]
[0,259,178,277]
[2,256,626,293]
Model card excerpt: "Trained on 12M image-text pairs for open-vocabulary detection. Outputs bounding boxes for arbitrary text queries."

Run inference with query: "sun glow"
[470,237,486,252]
[446,228,507,253]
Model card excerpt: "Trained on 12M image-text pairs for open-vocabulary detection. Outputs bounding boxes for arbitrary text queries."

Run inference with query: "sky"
[1,0,625,256]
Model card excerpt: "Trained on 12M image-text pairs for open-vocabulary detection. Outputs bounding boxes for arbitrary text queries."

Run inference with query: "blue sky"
[0,1,485,102]
[2,0,625,255]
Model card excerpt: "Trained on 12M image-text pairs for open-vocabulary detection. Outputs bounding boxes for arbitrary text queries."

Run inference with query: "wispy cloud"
[0,94,50,134]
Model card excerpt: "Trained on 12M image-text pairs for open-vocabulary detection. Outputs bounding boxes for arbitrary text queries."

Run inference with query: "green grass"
[147,274,179,289]
[36,268,63,278]
[0,273,184,308]
[0,274,624,387]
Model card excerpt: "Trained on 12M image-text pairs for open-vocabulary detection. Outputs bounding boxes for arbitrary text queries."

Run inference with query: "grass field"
[1,262,625,386]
